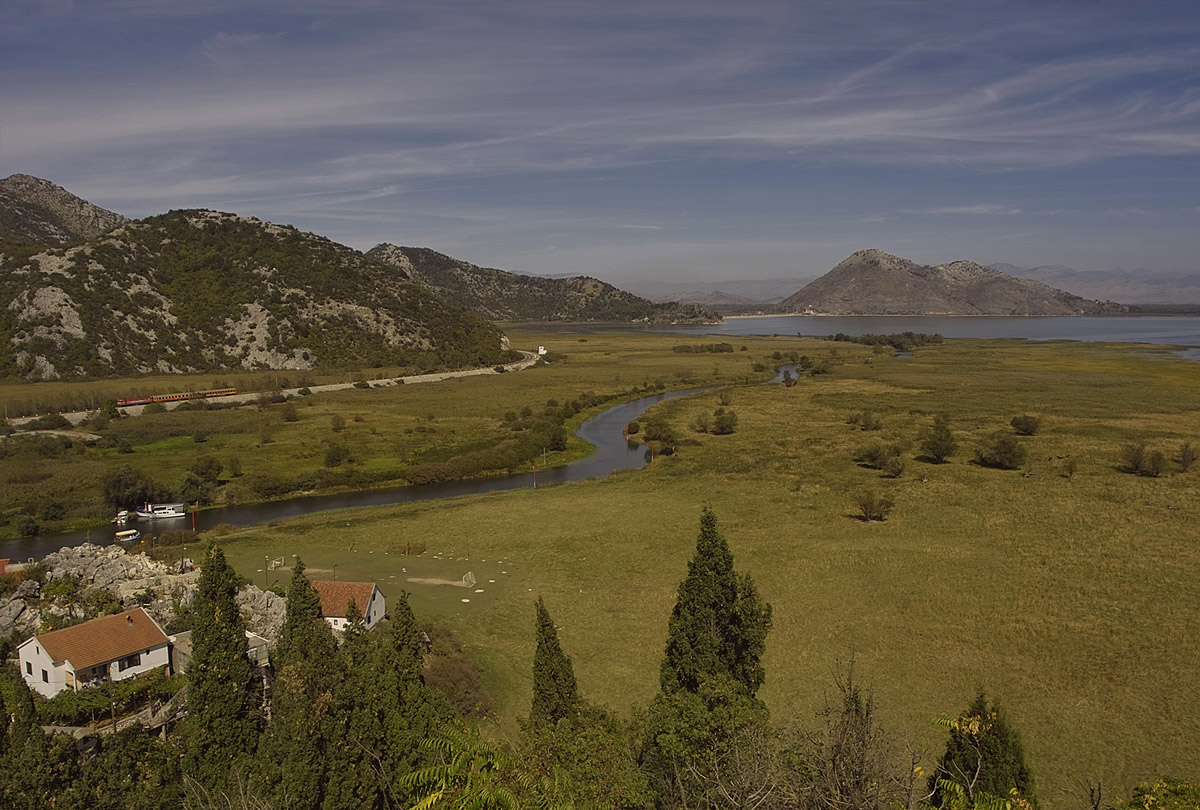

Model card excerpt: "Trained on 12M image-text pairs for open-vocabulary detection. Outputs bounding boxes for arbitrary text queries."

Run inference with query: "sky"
[3,0,1199,283]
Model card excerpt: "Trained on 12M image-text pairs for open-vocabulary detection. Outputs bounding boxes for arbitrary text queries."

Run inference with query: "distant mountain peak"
[780,249,1127,316]
[0,174,128,246]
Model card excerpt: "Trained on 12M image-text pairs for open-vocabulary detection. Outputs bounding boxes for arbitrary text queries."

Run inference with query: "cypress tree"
[321,592,450,810]
[258,559,340,810]
[659,506,772,696]
[531,596,579,725]
[645,508,773,806]
[183,544,258,789]
[932,691,1037,807]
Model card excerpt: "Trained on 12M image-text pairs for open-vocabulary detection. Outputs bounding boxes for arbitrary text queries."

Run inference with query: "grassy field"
[11,330,1200,802]
[212,333,1200,806]
[0,332,779,535]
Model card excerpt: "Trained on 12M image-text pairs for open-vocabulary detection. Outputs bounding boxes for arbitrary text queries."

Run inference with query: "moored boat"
[135,503,187,519]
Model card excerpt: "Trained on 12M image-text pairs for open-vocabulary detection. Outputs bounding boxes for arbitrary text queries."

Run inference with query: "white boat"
[115,529,141,543]
[135,502,187,519]
[111,510,129,524]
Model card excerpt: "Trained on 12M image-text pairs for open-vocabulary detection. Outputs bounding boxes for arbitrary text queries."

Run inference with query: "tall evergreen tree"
[182,544,258,790]
[931,691,1037,808]
[531,596,579,725]
[644,507,773,808]
[257,559,340,810]
[659,506,772,696]
[321,592,451,810]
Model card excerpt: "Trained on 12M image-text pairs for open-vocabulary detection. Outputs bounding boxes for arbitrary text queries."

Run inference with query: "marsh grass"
[214,335,1200,803]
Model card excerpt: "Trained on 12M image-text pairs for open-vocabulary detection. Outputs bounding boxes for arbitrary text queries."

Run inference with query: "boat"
[111,510,129,524]
[115,529,141,543]
[135,503,187,519]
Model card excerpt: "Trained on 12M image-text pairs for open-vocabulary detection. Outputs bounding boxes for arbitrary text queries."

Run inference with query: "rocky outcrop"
[0,174,127,246]
[779,249,1129,316]
[1,544,284,643]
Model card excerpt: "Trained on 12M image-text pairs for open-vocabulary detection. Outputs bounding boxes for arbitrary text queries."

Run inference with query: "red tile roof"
[311,581,377,620]
[36,608,168,671]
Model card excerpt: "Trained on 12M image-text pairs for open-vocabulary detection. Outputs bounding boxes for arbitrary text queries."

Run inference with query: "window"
[42,669,48,682]
[26,661,32,675]
[118,653,141,671]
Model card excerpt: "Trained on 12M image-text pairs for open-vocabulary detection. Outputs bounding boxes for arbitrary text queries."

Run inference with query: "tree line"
[2,509,1193,809]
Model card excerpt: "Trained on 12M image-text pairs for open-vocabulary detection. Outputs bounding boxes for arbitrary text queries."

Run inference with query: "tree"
[659,508,772,696]
[102,464,163,509]
[190,455,224,484]
[922,418,957,463]
[183,545,259,791]
[256,559,339,810]
[646,508,774,806]
[530,597,579,726]
[975,432,1027,470]
[930,692,1036,808]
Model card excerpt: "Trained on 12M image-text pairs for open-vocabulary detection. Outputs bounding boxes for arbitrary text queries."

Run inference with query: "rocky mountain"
[0,174,128,246]
[367,244,719,324]
[989,262,1200,305]
[1,210,513,380]
[779,249,1128,316]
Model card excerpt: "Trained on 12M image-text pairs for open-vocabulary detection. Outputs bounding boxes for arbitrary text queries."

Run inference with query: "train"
[115,388,238,408]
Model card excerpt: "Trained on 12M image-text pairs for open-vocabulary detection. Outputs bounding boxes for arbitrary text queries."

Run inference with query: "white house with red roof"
[311,580,386,632]
[17,607,170,698]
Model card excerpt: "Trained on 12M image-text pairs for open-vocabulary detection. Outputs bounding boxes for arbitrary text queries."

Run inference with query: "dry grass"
[127,335,1200,803]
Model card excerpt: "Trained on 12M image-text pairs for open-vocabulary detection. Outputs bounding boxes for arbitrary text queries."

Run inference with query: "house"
[16,607,170,699]
[311,581,386,632]
[169,629,270,674]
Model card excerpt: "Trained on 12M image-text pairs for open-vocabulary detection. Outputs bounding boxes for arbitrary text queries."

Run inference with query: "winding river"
[4,386,712,561]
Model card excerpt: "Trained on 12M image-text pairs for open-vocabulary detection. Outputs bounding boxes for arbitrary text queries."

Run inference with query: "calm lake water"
[547,315,1200,346]
[5,387,711,561]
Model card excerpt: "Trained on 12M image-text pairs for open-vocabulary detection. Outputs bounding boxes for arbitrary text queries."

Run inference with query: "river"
[3,386,711,561]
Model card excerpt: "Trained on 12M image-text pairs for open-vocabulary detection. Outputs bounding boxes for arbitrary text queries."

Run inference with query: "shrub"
[324,442,352,468]
[353,380,370,389]
[15,514,39,537]
[711,408,738,435]
[331,414,345,433]
[281,402,299,422]
[626,420,640,435]
[881,456,905,478]
[1119,442,1167,476]
[1178,441,1197,473]
[142,402,166,414]
[38,499,66,521]
[975,431,1028,470]
[921,419,957,463]
[192,430,207,443]
[855,491,894,521]
[848,410,882,431]
[855,441,902,470]
[1010,414,1041,436]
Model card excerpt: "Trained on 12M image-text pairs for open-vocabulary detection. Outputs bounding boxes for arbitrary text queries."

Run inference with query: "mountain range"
[0,175,717,380]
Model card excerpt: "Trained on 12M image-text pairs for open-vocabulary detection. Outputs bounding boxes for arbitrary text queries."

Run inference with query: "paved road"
[9,350,540,427]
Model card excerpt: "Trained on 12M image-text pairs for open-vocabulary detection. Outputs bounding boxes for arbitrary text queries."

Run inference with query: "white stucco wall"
[17,637,70,698]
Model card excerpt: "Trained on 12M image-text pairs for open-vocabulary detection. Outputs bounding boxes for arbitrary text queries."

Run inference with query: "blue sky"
[3,0,1198,281]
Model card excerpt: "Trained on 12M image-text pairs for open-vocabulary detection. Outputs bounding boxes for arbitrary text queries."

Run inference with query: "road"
[9,350,540,427]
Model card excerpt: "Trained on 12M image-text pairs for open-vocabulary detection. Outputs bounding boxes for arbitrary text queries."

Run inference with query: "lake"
[542,315,1200,347]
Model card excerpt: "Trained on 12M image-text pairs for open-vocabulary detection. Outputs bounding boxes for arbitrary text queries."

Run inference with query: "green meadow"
[8,330,1200,802]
